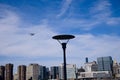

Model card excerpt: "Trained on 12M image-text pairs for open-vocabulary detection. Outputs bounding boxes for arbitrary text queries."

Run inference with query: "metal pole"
[62,43,67,80]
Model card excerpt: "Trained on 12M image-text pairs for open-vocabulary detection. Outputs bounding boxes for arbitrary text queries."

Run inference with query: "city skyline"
[0,56,120,74]
[0,0,120,69]
[1,56,120,80]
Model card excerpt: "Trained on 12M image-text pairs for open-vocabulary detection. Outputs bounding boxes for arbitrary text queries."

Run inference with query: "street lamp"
[52,34,75,80]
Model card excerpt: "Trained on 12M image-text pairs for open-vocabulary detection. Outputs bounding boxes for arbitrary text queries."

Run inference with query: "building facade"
[115,63,120,79]
[78,71,112,80]
[84,61,98,72]
[113,61,120,79]
[0,66,5,80]
[5,63,13,80]
[97,56,113,72]
[78,60,112,80]
[26,64,40,80]
[39,66,49,80]
[50,66,59,79]
[18,65,26,80]
[59,64,76,80]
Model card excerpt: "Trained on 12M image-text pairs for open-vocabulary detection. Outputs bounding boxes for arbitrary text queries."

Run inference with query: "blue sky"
[0,0,120,71]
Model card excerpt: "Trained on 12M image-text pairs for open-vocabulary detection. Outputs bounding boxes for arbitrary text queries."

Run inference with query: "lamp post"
[52,34,75,80]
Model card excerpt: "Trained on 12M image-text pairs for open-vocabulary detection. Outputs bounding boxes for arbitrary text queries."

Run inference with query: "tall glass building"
[97,56,113,72]
[50,66,59,79]
[39,66,49,80]
[59,64,76,80]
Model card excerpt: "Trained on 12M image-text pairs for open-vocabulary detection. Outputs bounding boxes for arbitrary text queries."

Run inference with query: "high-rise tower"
[97,56,113,72]
[59,64,76,80]
[39,66,49,80]
[5,63,13,80]
[18,65,26,80]
[0,66,5,80]
[26,64,40,80]
[50,66,59,79]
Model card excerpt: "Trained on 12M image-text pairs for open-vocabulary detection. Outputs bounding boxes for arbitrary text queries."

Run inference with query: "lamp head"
[52,34,75,44]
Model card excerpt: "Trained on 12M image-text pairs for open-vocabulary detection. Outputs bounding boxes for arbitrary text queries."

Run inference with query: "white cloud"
[68,34,120,60]
[106,17,120,25]
[0,24,60,57]
[57,0,73,17]
[56,0,120,30]
[0,8,20,33]
[90,0,111,18]
[0,5,59,57]
[89,0,120,25]
[58,18,100,30]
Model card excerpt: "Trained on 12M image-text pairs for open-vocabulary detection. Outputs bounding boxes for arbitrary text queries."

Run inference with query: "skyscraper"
[26,64,40,80]
[39,66,49,80]
[50,66,59,79]
[18,65,26,80]
[5,63,13,80]
[0,66,5,80]
[59,64,76,80]
[97,56,113,72]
